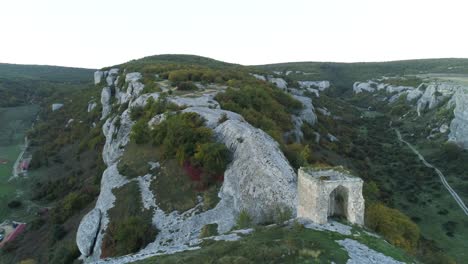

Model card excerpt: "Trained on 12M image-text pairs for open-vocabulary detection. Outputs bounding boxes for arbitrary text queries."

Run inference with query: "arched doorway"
[328,186,348,220]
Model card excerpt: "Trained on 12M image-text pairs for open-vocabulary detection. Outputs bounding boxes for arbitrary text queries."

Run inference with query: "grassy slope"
[135,224,414,264]
[0,105,39,220]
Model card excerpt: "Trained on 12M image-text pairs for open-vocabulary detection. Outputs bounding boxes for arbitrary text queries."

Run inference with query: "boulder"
[449,87,468,148]
[267,77,288,90]
[125,72,142,83]
[76,208,101,257]
[87,101,97,112]
[100,87,112,120]
[292,95,317,125]
[51,103,64,111]
[251,73,266,81]
[299,81,330,91]
[353,82,375,93]
[94,71,105,85]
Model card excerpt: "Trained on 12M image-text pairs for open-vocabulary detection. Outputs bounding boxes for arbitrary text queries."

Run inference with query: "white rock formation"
[100,87,112,120]
[51,103,64,111]
[299,80,330,91]
[88,101,97,112]
[251,73,266,81]
[102,110,134,166]
[417,82,458,114]
[94,71,105,85]
[106,68,119,86]
[353,82,376,93]
[449,87,468,148]
[337,239,404,264]
[76,208,102,256]
[215,119,297,222]
[293,95,317,125]
[170,94,219,109]
[182,107,244,128]
[406,87,423,101]
[267,77,288,90]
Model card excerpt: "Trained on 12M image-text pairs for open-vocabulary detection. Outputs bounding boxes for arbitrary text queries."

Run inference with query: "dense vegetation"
[0,63,93,107]
[101,182,157,258]
[0,84,104,263]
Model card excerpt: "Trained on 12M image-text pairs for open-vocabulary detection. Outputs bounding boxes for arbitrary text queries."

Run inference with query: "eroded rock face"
[267,77,288,90]
[449,87,468,148]
[292,95,317,125]
[102,110,134,166]
[51,103,64,111]
[215,119,297,222]
[100,87,112,120]
[299,81,330,91]
[88,101,97,113]
[417,82,457,113]
[79,70,299,262]
[182,107,244,128]
[106,68,119,86]
[77,209,102,257]
[94,71,105,85]
[353,82,376,93]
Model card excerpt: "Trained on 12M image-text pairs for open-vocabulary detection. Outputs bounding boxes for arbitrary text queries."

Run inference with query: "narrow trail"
[395,129,468,216]
[10,137,28,180]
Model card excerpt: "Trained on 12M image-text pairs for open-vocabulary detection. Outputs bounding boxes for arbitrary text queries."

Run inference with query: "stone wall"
[297,167,364,225]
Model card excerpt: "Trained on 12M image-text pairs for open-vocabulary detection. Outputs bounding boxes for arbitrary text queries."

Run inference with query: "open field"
[417,73,468,86]
[0,105,38,220]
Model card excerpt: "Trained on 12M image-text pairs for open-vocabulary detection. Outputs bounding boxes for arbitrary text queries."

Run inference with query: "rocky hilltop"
[73,57,419,264]
[77,67,299,262]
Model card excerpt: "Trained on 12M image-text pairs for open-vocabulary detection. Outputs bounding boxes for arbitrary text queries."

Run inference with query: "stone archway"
[328,185,349,220]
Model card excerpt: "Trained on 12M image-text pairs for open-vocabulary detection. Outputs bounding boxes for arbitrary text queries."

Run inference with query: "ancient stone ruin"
[297,166,365,225]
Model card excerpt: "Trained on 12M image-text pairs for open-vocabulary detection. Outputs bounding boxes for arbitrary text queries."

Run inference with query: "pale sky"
[1,0,467,69]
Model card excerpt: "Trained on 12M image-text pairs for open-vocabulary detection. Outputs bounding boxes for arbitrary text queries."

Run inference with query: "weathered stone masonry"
[297,167,365,225]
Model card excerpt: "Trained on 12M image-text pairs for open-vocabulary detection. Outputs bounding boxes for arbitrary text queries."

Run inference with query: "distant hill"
[255,58,468,88]
[0,63,94,83]
[0,63,95,107]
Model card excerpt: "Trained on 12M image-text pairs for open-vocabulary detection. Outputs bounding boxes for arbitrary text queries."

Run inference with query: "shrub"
[193,142,230,175]
[236,209,252,229]
[7,200,22,208]
[176,81,198,91]
[199,223,219,238]
[102,216,157,257]
[365,203,420,252]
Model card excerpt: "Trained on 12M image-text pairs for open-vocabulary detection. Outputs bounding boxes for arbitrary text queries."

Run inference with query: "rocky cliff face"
[77,69,301,262]
[449,88,468,148]
[353,78,468,149]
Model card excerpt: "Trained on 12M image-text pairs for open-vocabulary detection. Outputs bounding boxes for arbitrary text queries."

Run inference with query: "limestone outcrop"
[449,87,468,148]
[51,103,64,111]
[100,87,112,120]
[76,208,102,256]
[299,80,330,91]
[79,69,301,262]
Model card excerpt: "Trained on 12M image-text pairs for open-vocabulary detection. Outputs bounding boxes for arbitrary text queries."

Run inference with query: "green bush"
[199,223,219,238]
[236,209,252,229]
[103,216,158,257]
[176,81,198,91]
[366,203,420,252]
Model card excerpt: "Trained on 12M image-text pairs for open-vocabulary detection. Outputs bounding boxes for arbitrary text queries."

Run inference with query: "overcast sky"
[1,0,467,69]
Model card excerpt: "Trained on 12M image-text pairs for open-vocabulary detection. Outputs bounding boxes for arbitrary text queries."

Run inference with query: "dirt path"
[10,137,28,180]
[395,129,468,216]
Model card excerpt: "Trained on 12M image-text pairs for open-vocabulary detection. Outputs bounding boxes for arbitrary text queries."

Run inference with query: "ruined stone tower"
[297,166,365,225]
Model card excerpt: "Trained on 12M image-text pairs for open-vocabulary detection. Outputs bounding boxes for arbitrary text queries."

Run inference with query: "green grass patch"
[117,142,160,178]
[102,181,157,258]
